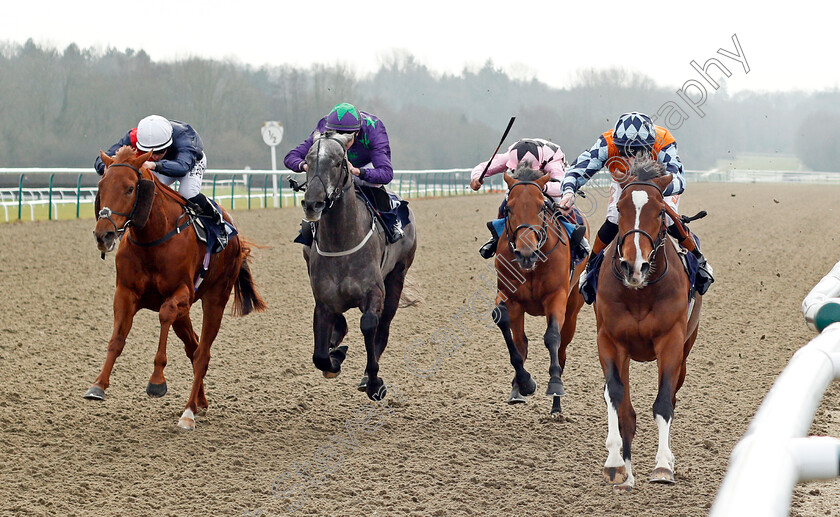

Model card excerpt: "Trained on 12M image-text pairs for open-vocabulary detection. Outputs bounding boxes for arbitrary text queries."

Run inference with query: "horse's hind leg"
[650,328,686,485]
[148,287,191,400]
[548,287,585,414]
[496,301,536,403]
[328,314,350,379]
[85,286,139,400]
[179,294,227,430]
[357,265,407,393]
[360,288,386,401]
[172,315,205,410]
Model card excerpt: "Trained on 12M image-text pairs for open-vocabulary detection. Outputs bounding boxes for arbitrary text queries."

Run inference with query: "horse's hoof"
[613,483,633,493]
[329,345,348,364]
[146,381,167,398]
[603,465,628,485]
[357,375,368,392]
[178,408,196,430]
[83,386,105,400]
[508,385,527,404]
[366,377,385,401]
[323,369,341,379]
[519,377,537,397]
[649,467,676,484]
[545,380,565,397]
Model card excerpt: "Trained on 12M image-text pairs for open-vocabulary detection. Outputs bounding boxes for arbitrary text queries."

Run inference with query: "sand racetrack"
[1,182,840,517]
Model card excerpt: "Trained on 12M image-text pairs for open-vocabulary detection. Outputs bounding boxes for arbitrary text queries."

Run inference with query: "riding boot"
[479,221,500,259]
[692,248,715,295]
[189,193,224,226]
[294,219,315,246]
[579,221,618,302]
[388,219,405,244]
[568,225,590,263]
[671,225,715,295]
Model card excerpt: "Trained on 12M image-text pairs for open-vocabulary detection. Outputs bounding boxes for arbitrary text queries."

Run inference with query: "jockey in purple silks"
[470,138,588,259]
[285,102,404,245]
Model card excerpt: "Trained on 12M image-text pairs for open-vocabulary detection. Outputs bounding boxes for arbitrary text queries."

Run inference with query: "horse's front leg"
[84,286,139,400]
[543,289,569,415]
[649,327,687,485]
[312,302,344,378]
[179,287,229,430]
[360,287,385,401]
[599,332,636,492]
[495,301,536,403]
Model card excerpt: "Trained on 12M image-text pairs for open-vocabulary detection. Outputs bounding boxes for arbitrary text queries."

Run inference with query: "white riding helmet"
[136,115,173,152]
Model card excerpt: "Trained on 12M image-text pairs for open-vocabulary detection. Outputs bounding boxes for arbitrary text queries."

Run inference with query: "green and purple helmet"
[325,103,362,132]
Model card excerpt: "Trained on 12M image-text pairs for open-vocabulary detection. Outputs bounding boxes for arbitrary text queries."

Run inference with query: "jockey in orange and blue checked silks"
[557,112,714,295]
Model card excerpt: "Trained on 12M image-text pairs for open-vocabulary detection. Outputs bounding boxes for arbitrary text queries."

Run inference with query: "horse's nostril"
[640,262,650,277]
[314,201,326,211]
[620,260,632,277]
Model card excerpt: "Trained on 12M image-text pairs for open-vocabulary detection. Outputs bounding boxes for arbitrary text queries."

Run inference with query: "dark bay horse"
[88,146,266,429]
[300,131,416,400]
[493,164,590,415]
[596,159,702,491]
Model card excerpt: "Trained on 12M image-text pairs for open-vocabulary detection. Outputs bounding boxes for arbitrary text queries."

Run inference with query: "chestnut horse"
[87,146,266,429]
[596,159,702,491]
[493,164,589,415]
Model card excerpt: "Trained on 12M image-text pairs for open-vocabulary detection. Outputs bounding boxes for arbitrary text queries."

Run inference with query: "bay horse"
[493,164,590,415]
[299,131,416,400]
[87,146,266,429]
[596,159,702,491]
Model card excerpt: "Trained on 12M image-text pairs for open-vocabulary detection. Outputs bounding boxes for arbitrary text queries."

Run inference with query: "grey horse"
[299,131,417,400]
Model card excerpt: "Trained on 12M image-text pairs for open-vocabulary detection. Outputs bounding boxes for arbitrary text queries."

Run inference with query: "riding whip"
[477,116,516,184]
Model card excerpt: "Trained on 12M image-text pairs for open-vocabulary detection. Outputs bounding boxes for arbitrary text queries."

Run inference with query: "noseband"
[294,136,354,212]
[504,180,566,258]
[97,163,154,236]
[613,180,669,282]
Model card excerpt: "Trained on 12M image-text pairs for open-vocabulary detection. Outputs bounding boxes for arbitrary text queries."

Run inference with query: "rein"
[504,180,567,259]
[612,180,669,284]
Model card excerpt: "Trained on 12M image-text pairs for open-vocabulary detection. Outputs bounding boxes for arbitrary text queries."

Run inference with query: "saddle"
[356,185,411,244]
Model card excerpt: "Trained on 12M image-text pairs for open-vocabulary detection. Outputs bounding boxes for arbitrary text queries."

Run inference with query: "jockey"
[284,102,403,244]
[557,111,714,295]
[94,115,223,225]
[470,138,587,259]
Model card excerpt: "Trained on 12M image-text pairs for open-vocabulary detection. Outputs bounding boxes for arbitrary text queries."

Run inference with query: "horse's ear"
[134,151,153,170]
[99,151,114,167]
[312,130,322,141]
[535,173,551,189]
[503,172,515,188]
[652,174,673,192]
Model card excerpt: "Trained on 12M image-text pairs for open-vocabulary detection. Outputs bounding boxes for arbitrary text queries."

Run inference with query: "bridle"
[503,180,566,258]
[290,135,354,212]
[96,162,152,237]
[612,180,669,283]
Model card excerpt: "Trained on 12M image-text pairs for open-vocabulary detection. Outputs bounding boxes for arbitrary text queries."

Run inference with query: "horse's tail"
[399,276,422,308]
[232,239,267,317]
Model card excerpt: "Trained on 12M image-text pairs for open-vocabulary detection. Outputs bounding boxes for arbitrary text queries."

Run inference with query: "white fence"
[711,263,840,516]
[0,168,504,222]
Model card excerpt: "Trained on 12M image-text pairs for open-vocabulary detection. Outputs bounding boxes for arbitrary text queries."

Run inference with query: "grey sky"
[3,0,833,93]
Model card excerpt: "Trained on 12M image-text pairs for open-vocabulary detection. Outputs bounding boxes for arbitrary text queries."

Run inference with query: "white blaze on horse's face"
[628,190,649,286]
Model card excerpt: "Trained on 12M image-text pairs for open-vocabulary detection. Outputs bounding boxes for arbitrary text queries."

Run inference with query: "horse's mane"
[108,146,186,204]
[510,161,546,182]
[629,158,666,181]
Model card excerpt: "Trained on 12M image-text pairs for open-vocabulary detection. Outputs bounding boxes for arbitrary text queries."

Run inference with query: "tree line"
[1,40,838,172]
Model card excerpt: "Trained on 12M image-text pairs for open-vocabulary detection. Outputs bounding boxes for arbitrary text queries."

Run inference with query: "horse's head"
[93,146,155,254]
[503,163,554,271]
[301,131,353,222]
[615,159,671,288]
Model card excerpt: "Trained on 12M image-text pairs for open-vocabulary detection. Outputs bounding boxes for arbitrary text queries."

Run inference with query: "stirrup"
[387,223,405,244]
